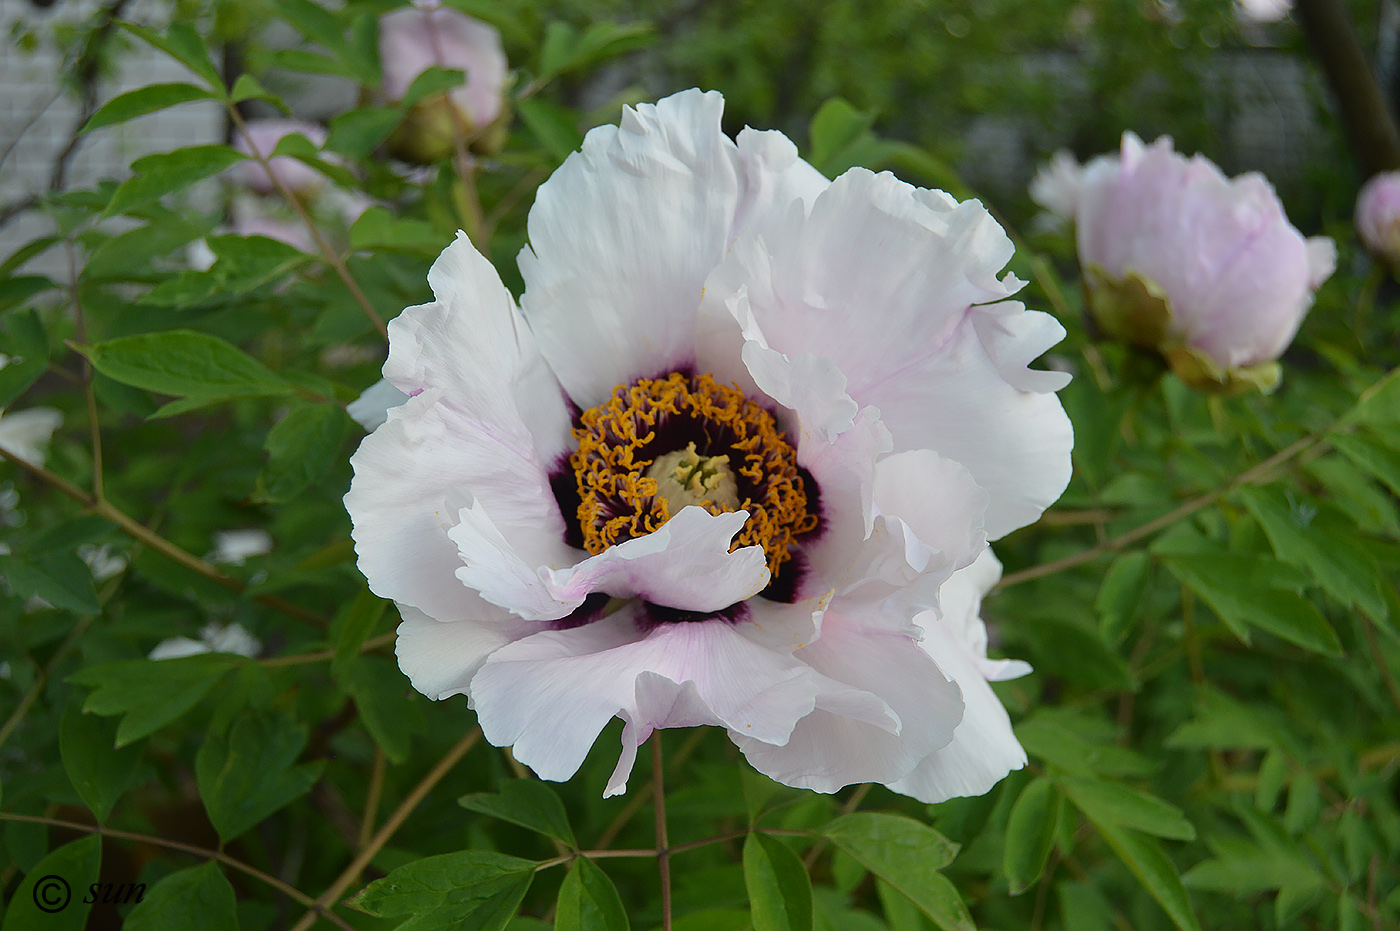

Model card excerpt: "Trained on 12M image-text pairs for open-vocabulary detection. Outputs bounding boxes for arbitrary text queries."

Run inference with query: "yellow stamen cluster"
[571,372,817,579]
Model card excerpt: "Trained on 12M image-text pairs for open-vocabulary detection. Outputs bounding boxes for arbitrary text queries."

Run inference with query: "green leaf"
[350,206,449,255]
[229,73,281,106]
[1093,824,1201,931]
[0,310,50,408]
[1,835,101,931]
[459,779,577,847]
[0,275,54,313]
[808,97,876,176]
[332,587,389,676]
[822,813,960,923]
[81,83,217,133]
[743,834,813,931]
[516,98,584,164]
[326,107,402,159]
[103,145,244,217]
[0,551,100,614]
[59,705,143,822]
[273,0,352,54]
[340,656,424,764]
[346,851,536,931]
[1018,615,1137,691]
[196,712,324,842]
[556,858,629,931]
[537,21,653,82]
[77,330,294,414]
[1096,552,1151,646]
[1165,554,1342,655]
[1329,432,1400,497]
[1239,486,1390,620]
[1005,777,1061,895]
[1183,850,1321,897]
[252,402,352,503]
[70,653,242,746]
[1059,775,1195,841]
[124,862,239,931]
[120,22,224,90]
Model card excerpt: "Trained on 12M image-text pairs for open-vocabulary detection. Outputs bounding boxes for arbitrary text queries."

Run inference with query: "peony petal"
[472,608,820,784]
[889,552,1030,802]
[519,90,743,408]
[448,503,770,620]
[395,604,537,701]
[735,605,964,792]
[710,167,1070,538]
[346,392,571,620]
[386,232,572,463]
[347,378,410,432]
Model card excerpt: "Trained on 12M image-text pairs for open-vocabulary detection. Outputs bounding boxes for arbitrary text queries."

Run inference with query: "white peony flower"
[345,90,1072,801]
[0,407,62,468]
[1072,133,1334,393]
[149,622,261,661]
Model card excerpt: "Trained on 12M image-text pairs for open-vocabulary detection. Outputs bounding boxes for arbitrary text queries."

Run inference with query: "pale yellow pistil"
[645,442,740,514]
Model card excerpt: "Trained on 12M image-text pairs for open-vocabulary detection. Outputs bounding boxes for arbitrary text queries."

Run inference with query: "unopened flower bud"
[1355,170,1400,265]
[379,1,508,163]
[1069,133,1334,393]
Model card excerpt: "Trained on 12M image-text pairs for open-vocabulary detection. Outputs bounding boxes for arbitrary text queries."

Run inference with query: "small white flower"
[1029,149,1083,227]
[0,407,62,468]
[210,529,273,566]
[347,90,1073,801]
[149,622,261,661]
[78,544,127,582]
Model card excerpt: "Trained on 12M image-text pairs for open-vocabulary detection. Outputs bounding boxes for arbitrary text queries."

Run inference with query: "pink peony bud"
[1072,133,1334,393]
[379,1,508,163]
[1355,170,1400,265]
[233,119,329,196]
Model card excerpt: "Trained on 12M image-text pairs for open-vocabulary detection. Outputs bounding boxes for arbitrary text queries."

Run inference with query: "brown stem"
[653,736,673,931]
[1296,0,1400,177]
[223,107,387,340]
[287,728,482,931]
[0,812,355,931]
[0,446,330,628]
[997,433,1323,589]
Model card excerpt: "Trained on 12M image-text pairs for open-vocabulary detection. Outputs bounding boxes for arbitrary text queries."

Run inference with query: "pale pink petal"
[394,604,538,701]
[471,608,821,784]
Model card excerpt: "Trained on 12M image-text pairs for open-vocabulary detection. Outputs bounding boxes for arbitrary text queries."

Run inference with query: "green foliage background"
[1,1,1398,930]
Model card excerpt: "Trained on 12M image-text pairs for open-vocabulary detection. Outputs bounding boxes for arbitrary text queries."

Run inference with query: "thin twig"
[997,434,1322,589]
[653,735,673,931]
[591,726,708,850]
[359,748,387,850]
[260,632,397,668]
[223,107,387,340]
[0,617,93,751]
[287,727,482,931]
[0,445,330,628]
[66,241,104,502]
[0,812,355,931]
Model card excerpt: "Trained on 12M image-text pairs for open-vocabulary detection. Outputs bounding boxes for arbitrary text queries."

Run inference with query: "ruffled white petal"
[386,233,572,463]
[394,604,537,701]
[889,551,1030,802]
[519,90,743,408]
[706,167,1071,538]
[448,503,769,620]
[347,378,409,432]
[471,607,821,787]
[346,392,571,620]
[735,604,964,792]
